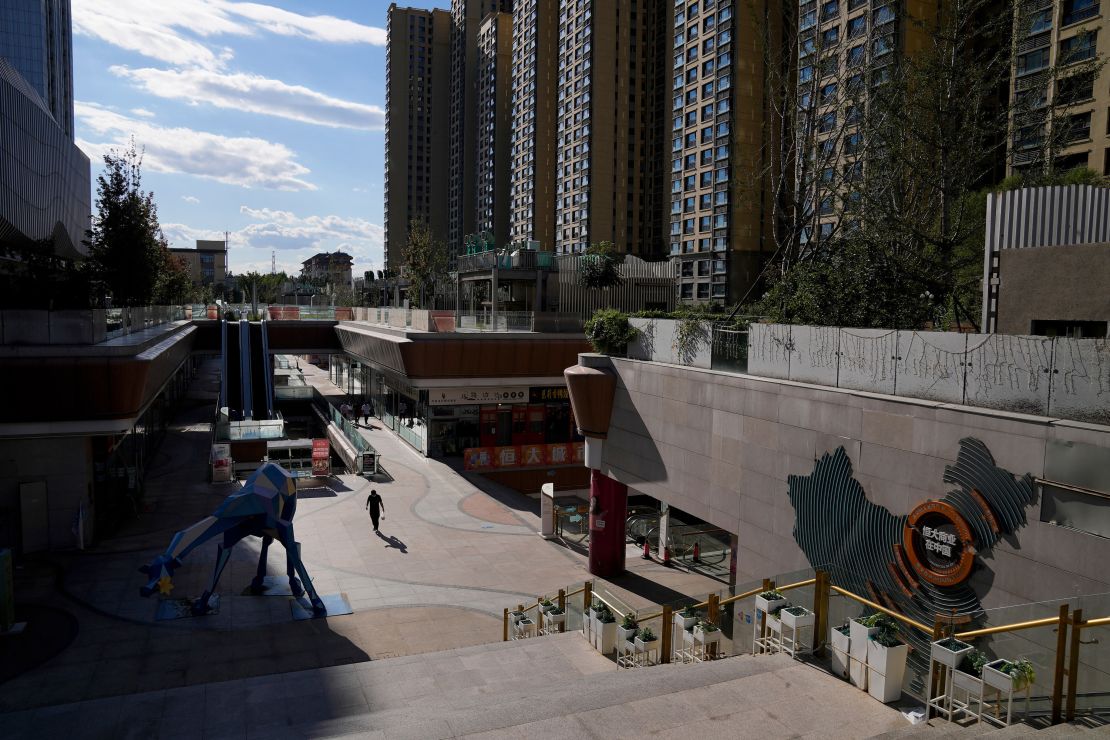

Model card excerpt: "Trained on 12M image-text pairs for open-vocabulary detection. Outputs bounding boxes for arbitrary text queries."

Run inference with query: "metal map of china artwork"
[787,437,1035,681]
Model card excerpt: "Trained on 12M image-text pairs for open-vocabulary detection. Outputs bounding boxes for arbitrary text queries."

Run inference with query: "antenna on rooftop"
[271,250,276,275]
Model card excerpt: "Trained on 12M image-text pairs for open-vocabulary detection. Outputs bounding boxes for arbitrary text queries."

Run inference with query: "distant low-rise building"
[301,251,353,287]
[169,239,227,286]
[982,184,1110,336]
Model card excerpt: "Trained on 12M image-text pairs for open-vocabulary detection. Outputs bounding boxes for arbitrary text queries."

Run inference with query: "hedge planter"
[849,618,879,689]
[830,624,851,679]
[866,639,909,703]
[931,637,974,669]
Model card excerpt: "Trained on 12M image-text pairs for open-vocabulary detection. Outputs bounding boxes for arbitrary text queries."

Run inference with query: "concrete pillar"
[588,469,627,577]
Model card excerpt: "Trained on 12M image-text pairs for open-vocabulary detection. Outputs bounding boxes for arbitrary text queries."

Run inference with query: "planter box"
[546,611,566,627]
[983,660,1030,693]
[931,638,974,668]
[675,613,698,631]
[617,625,638,644]
[509,610,526,624]
[540,603,557,614]
[594,619,618,654]
[953,669,983,695]
[830,627,851,679]
[866,640,909,703]
[516,618,536,638]
[755,595,789,615]
[634,636,659,652]
[694,626,721,647]
[766,613,782,635]
[849,619,879,689]
[781,606,815,630]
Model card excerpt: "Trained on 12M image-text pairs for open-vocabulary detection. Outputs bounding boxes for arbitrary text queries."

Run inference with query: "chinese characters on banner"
[311,438,331,477]
[463,442,585,471]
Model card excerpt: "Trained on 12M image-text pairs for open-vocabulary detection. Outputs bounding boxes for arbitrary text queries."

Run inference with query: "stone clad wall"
[600,357,1110,608]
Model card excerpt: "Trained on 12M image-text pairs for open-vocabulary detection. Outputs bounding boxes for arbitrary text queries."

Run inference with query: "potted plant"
[766,604,786,635]
[510,608,526,625]
[675,604,699,631]
[849,613,880,689]
[546,605,566,629]
[634,626,658,651]
[539,597,556,614]
[865,614,909,703]
[618,613,639,644]
[694,619,721,656]
[953,649,988,695]
[983,657,1036,693]
[830,623,852,679]
[755,589,788,616]
[781,605,814,630]
[593,605,618,654]
[931,636,974,668]
[516,615,535,638]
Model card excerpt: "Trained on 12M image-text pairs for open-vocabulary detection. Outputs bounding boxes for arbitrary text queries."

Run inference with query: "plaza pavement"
[1,359,726,716]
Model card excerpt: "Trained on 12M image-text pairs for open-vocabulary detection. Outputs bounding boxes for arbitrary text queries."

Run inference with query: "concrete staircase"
[6,631,1103,738]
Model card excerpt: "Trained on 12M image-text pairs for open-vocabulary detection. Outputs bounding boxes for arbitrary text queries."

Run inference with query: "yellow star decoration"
[157,575,175,595]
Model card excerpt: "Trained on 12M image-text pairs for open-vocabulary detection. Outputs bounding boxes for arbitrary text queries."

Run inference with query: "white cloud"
[72,0,384,69]
[162,207,383,275]
[112,66,383,130]
[182,195,200,203]
[76,102,315,191]
[131,107,157,118]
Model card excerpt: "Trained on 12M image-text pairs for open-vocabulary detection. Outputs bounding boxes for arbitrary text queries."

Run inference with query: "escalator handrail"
[219,319,228,409]
[260,318,274,420]
[239,319,253,421]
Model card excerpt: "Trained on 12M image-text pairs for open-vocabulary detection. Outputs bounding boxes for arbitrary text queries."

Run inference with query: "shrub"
[584,309,638,355]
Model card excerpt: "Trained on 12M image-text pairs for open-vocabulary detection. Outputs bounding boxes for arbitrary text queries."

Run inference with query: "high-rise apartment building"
[475,12,513,248]
[449,0,512,259]
[1009,0,1109,176]
[384,4,452,272]
[554,0,670,258]
[669,0,782,304]
[509,0,558,250]
[0,0,73,138]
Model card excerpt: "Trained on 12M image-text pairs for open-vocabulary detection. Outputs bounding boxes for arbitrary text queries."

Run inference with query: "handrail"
[1083,616,1110,628]
[955,616,1060,640]
[591,592,630,620]
[720,585,764,606]
[779,578,817,593]
[830,585,933,634]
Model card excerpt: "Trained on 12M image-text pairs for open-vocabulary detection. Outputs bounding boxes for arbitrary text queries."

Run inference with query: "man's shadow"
[375,530,408,554]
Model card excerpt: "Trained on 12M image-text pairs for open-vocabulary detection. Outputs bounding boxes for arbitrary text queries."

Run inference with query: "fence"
[0,305,191,345]
[457,311,534,332]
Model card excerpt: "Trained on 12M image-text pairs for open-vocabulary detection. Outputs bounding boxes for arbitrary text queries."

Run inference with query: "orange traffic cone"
[692,542,701,562]
[641,539,652,560]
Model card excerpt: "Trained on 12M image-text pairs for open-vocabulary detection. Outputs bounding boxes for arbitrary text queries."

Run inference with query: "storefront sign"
[428,387,529,406]
[901,500,975,587]
[529,386,570,403]
[463,442,585,471]
[211,443,231,483]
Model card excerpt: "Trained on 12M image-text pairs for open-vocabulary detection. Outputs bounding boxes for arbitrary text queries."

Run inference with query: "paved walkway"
[2,359,725,715]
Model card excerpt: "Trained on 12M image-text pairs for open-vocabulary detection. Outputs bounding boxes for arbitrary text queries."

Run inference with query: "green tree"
[577,241,626,289]
[154,251,196,304]
[401,218,448,308]
[0,239,94,309]
[85,142,171,306]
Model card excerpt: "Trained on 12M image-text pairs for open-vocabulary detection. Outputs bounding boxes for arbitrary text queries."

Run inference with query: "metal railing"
[457,311,534,332]
[501,567,1110,725]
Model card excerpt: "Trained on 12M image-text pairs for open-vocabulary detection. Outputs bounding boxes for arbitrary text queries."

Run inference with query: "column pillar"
[657,503,670,560]
[588,469,627,577]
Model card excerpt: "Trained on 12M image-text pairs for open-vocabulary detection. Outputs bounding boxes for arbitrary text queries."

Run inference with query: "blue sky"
[72,0,442,278]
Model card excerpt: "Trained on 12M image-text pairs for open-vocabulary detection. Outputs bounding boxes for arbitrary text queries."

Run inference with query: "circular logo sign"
[901,500,975,587]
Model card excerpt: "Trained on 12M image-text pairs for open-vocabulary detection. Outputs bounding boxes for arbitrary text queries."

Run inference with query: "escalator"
[220,319,274,421]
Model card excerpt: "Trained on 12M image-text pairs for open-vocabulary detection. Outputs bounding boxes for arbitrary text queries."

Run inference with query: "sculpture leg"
[249,535,273,594]
[193,540,234,615]
[278,524,325,616]
[286,547,304,598]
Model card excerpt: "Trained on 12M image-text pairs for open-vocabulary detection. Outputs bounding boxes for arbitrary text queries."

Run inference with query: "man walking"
[360,401,371,425]
[365,489,385,532]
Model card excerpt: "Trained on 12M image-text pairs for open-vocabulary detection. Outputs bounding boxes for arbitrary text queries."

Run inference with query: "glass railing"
[457,311,534,332]
[397,421,426,454]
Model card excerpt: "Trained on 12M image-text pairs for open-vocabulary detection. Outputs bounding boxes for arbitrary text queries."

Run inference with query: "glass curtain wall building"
[0,0,74,138]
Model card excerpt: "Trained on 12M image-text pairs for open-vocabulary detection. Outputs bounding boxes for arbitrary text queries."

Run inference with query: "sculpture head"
[138,553,182,597]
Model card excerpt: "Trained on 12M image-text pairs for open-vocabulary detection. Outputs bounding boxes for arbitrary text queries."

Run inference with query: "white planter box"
[830,627,851,679]
[766,613,782,635]
[634,636,658,651]
[931,638,974,668]
[675,613,698,631]
[617,625,638,644]
[953,669,982,695]
[983,660,1030,693]
[694,626,721,646]
[546,611,566,627]
[781,607,815,630]
[595,619,618,655]
[755,595,789,615]
[540,603,557,615]
[510,610,526,624]
[866,640,909,703]
[516,618,536,639]
[849,619,878,689]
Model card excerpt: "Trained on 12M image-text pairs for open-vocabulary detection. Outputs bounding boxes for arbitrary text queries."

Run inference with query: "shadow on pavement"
[376,531,408,554]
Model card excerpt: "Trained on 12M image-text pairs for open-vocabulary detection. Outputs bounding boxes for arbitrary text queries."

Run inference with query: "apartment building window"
[681,261,694,277]
[822,27,840,46]
[801,7,817,30]
[873,4,895,24]
[1017,47,1050,75]
[1057,71,1095,105]
[1064,111,1093,141]
[819,112,837,133]
[846,44,865,67]
[1028,8,1053,34]
[847,16,866,38]
[821,0,839,21]
[697,283,710,299]
[680,283,694,299]
[1060,32,1098,64]
[847,0,866,10]
[820,82,837,103]
[801,35,817,57]
[1062,0,1100,26]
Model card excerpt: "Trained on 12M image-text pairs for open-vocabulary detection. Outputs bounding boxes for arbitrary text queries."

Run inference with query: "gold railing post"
[1066,609,1083,721]
[537,597,544,632]
[759,579,773,645]
[661,605,673,664]
[1051,603,1070,725]
[706,593,721,659]
[558,588,567,634]
[583,583,592,616]
[503,607,509,642]
[812,570,829,657]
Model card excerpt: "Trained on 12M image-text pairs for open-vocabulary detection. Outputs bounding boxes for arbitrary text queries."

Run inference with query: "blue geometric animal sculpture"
[139,462,326,616]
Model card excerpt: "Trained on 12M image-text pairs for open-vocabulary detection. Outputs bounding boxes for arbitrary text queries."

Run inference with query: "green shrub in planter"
[696,619,719,632]
[959,649,989,678]
[584,309,638,355]
[621,613,638,630]
[637,627,657,642]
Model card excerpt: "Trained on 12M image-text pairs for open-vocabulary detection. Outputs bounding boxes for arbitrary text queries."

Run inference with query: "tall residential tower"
[475,11,513,248]
[0,0,73,138]
[384,4,452,272]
